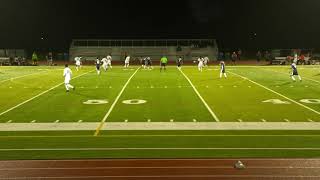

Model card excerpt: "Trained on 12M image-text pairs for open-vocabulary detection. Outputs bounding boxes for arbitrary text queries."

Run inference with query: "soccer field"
[0,65,320,159]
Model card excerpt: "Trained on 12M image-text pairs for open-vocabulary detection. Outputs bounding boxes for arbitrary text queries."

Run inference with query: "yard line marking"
[0,70,49,84]
[265,68,320,84]
[94,68,141,136]
[0,70,93,117]
[229,71,320,116]
[179,69,220,122]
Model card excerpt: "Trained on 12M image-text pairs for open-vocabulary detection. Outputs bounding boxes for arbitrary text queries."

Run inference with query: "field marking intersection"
[178,68,220,122]
[94,67,141,136]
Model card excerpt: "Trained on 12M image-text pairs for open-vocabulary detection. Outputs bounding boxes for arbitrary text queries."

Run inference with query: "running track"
[0,159,320,179]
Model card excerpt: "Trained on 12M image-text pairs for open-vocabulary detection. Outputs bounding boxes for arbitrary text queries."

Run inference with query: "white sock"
[298,75,302,81]
[65,84,69,91]
[224,73,227,78]
[68,84,74,89]
[291,76,296,81]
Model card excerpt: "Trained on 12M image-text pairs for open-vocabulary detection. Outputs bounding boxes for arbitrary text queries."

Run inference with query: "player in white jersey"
[204,56,209,67]
[74,57,82,71]
[198,57,204,72]
[106,54,112,69]
[220,61,227,78]
[124,56,130,68]
[63,64,75,92]
[101,57,108,71]
[95,57,101,75]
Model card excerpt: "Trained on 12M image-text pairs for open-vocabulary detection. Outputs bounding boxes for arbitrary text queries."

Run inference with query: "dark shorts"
[161,63,166,67]
[96,65,100,70]
[221,69,225,73]
[292,70,298,76]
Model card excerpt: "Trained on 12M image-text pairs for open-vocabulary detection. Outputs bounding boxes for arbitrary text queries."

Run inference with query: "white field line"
[94,68,141,136]
[0,70,93,117]
[0,70,50,84]
[263,68,320,84]
[3,175,320,180]
[2,166,320,170]
[229,71,320,115]
[2,134,320,138]
[0,147,320,151]
[178,68,220,122]
[2,175,320,179]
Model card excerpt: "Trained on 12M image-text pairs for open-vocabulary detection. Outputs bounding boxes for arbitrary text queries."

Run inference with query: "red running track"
[0,159,319,180]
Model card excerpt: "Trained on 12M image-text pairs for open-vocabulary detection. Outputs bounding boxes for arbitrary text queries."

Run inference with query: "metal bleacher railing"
[69,39,218,62]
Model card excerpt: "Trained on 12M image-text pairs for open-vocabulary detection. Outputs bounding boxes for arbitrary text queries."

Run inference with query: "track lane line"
[94,67,141,136]
[178,68,220,122]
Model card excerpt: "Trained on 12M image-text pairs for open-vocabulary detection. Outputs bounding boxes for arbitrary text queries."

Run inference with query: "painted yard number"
[263,99,320,104]
[83,100,109,105]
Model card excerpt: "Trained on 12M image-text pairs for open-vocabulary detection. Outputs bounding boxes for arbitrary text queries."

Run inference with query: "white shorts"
[65,77,71,84]
[198,62,204,68]
[76,62,81,66]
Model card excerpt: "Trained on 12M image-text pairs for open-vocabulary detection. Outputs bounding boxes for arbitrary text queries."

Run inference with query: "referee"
[160,56,168,72]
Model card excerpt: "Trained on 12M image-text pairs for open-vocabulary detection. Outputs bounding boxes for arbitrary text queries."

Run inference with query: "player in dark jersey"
[177,56,183,69]
[145,57,153,70]
[291,63,302,81]
[220,61,227,78]
[96,57,101,75]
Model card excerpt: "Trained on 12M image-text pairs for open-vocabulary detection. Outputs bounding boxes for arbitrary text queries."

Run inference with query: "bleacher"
[0,49,26,65]
[69,39,218,63]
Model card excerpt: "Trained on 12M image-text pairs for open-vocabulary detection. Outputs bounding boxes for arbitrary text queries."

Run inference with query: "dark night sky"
[0,0,320,49]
